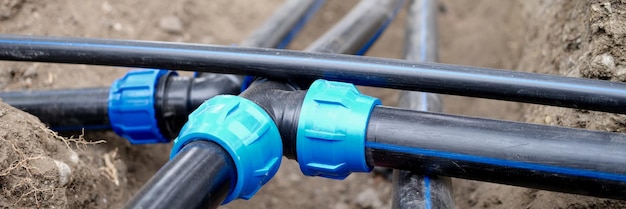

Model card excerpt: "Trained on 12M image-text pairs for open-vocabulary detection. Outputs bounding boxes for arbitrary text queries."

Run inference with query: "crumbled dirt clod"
[0,101,118,208]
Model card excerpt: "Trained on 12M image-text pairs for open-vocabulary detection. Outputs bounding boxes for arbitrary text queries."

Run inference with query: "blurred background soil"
[0,0,625,208]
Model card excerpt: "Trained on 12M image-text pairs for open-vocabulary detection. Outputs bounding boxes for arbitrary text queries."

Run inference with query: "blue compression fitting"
[297,79,381,179]
[170,95,282,203]
[108,69,171,144]
[366,142,626,182]
[355,0,404,56]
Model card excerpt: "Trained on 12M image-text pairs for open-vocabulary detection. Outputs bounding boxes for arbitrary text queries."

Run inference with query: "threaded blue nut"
[108,69,173,144]
[170,95,282,204]
[297,79,381,179]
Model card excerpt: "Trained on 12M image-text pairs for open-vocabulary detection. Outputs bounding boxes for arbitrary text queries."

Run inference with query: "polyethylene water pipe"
[124,140,235,209]
[243,0,403,89]
[392,0,454,208]
[0,87,110,131]
[197,0,324,77]
[2,35,626,114]
[366,106,626,200]
[305,0,402,55]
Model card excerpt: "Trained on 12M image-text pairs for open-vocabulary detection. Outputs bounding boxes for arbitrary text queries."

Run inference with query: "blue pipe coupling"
[170,95,282,204]
[109,69,173,144]
[297,79,381,179]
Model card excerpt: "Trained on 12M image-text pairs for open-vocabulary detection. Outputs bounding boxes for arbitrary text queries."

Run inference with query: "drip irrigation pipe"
[392,0,453,208]
[0,87,110,130]
[239,0,324,88]
[125,140,236,209]
[242,0,325,49]
[366,106,626,200]
[1,35,626,114]
[305,0,402,55]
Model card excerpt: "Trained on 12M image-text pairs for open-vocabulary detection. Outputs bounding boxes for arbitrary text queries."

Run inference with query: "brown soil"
[0,0,625,209]
[446,0,626,209]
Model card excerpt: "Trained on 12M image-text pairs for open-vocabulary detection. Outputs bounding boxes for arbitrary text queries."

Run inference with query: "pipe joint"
[239,79,306,160]
[297,79,381,179]
[109,69,174,144]
[170,95,282,204]
[155,73,241,139]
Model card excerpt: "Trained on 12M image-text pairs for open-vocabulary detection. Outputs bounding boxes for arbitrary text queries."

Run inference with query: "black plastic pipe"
[392,0,454,208]
[125,140,235,209]
[0,87,110,131]
[305,0,402,55]
[155,73,241,139]
[2,35,626,114]
[241,0,324,49]
[287,0,402,87]
[196,0,323,77]
[366,106,626,200]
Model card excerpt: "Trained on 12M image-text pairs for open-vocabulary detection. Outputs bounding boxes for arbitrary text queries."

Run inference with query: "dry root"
[41,127,105,151]
[99,148,120,186]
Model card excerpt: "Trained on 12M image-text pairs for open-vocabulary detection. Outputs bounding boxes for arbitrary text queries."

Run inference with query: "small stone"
[544,115,552,124]
[355,188,383,209]
[54,160,72,186]
[24,77,32,86]
[159,15,183,34]
[23,65,37,77]
[113,23,123,31]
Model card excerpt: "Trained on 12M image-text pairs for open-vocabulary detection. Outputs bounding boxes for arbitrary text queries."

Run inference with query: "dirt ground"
[0,0,625,208]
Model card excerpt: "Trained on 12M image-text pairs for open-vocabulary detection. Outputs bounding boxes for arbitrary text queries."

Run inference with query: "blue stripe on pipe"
[1,39,623,95]
[365,141,626,182]
[424,176,432,209]
[355,0,405,56]
[276,0,326,49]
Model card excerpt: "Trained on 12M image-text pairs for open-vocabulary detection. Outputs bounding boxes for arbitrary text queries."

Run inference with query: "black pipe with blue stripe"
[366,106,626,200]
